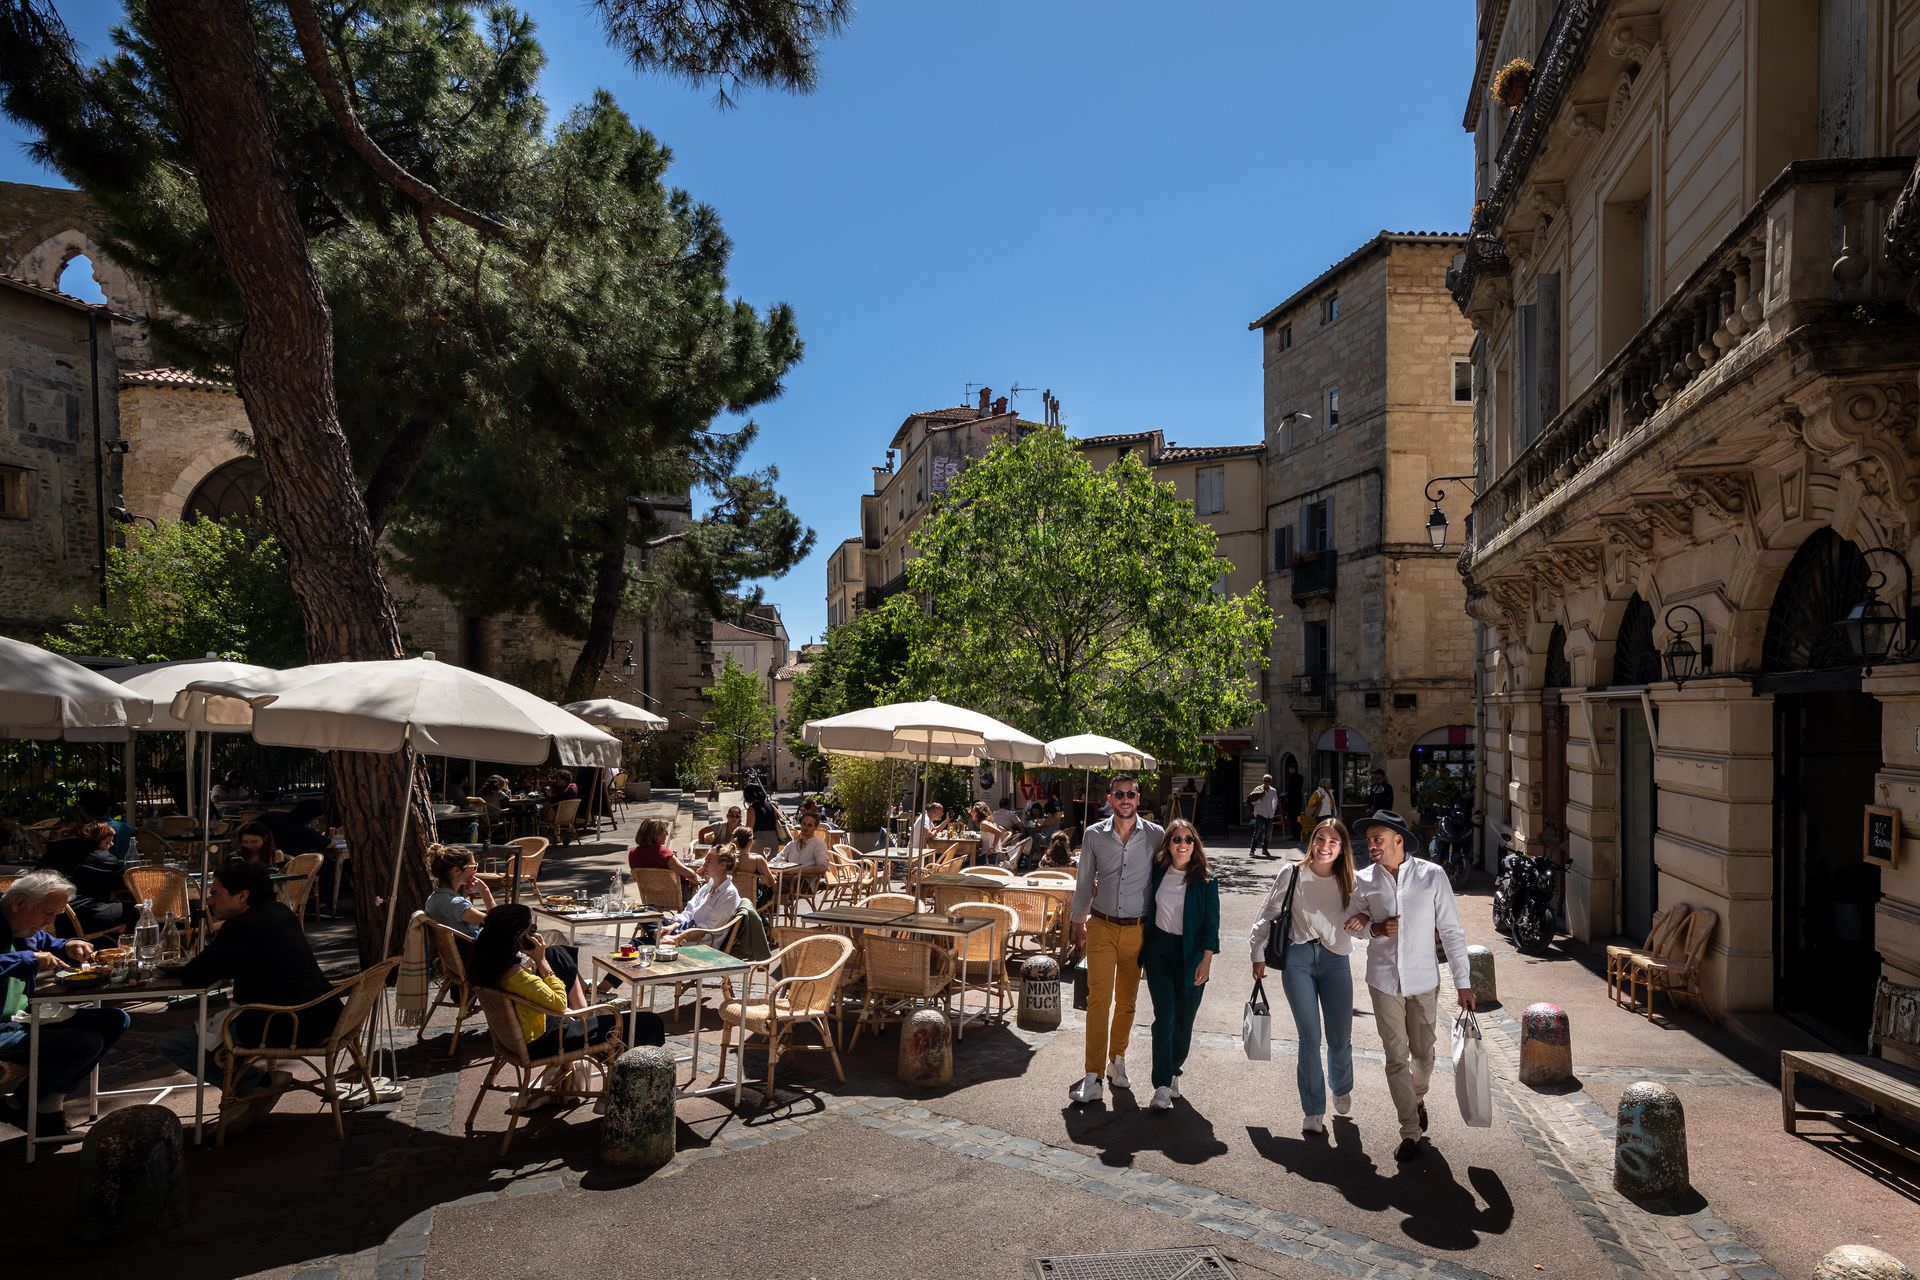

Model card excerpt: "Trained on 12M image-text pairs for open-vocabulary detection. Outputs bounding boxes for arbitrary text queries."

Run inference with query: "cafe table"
[590,943,753,1094]
[530,902,664,948]
[21,972,223,1164]
[798,908,993,1039]
[921,872,1076,899]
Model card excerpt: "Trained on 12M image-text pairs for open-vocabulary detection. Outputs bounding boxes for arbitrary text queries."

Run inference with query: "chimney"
[993,395,1008,416]
[885,449,896,470]
[977,387,991,414]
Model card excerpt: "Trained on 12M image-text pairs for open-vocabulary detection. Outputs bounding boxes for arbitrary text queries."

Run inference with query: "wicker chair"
[417,915,480,1054]
[950,901,1018,1023]
[714,933,854,1110]
[857,892,918,914]
[217,957,399,1145]
[606,773,628,827]
[1001,888,1063,957]
[540,798,584,846]
[1626,908,1718,1019]
[1606,905,1690,1003]
[1028,868,1077,883]
[132,827,178,862]
[965,865,1015,882]
[464,986,625,1154]
[632,866,686,910]
[927,882,979,916]
[62,904,121,945]
[477,837,548,901]
[849,935,953,1050]
[281,852,326,922]
[123,865,192,925]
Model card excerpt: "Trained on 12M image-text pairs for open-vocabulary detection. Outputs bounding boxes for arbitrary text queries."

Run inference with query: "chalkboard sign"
[1863,804,1902,869]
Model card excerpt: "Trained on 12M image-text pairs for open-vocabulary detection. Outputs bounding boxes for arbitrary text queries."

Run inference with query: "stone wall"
[117,382,251,522]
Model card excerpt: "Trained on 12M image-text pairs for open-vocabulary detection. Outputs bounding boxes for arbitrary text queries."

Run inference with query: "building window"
[1276,323,1292,352]
[1324,385,1341,431]
[1453,359,1474,404]
[184,456,268,523]
[1303,619,1331,673]
[1195,465,1225,515]
[1321,292,1339,324]
[1273,524,1293,568]
[1302,499,1331,553]
[0,466,26,519]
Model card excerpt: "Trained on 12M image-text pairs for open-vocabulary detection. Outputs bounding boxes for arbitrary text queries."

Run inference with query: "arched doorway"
[1763,529,1884,1048]
[1313,725,1372,827]
[183,456,268,523]
[1611,594,1659,939]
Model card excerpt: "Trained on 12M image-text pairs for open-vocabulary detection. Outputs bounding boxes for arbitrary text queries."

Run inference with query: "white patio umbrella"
[0,636,151,741]
[562,697,666,730]
[1045,733,1159,829]
[180,653,620,947]
[803,699,1048,876]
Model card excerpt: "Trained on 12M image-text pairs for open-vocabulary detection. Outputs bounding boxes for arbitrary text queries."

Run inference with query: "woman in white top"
[1249,817,1365,1135]
[663,847,743,944]
[968,802,1011,865]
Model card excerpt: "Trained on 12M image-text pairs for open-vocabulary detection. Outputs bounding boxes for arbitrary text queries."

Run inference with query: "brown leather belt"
[1091,908,1144,927]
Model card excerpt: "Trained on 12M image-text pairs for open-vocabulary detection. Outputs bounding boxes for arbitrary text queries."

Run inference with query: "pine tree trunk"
[562,508,630,702]
[146,0,429,963]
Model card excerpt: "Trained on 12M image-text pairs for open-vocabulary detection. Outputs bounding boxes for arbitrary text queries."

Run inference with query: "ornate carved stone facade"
[1456,0,1920,1047]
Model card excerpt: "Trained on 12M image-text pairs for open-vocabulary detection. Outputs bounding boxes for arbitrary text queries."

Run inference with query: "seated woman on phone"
[471,903,662,1063]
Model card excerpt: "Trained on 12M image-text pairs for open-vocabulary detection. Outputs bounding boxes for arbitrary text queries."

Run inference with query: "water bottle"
[609,872,622,909]
[133,899,160,975]
[159,911,184,964]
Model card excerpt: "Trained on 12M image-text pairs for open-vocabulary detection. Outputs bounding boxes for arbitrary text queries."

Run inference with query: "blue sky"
[4,2,1475,645]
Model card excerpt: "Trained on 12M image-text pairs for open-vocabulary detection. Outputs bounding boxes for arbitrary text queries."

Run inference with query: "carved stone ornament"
[1534,544,1603,591]
[1673,469,1759,529]
[1629,493,1693,541]
[1527,182,1567,223]
[1788,381,1920,544]
[1605,15,1658,66]
[1565,100,1608,141]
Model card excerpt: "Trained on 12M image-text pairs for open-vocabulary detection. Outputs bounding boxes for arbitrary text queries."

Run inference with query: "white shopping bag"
[1452,1009,1493,1127]
[1242,979,1272,1061]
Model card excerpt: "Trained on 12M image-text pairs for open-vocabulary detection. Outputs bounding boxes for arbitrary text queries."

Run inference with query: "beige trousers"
[1368,985,1439,1139]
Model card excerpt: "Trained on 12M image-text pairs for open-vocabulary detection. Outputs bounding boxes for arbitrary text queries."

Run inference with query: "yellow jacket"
[502,965,566,1043]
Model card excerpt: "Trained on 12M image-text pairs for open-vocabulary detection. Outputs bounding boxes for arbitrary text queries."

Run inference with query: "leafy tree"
[45,511,306,667]
[783,595,924,765]
[906,428,1273,774]
[694,652,773,783]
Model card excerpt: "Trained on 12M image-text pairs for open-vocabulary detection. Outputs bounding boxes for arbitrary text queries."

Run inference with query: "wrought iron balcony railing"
[1288,671,1334,716]
[1289,549,1338,601]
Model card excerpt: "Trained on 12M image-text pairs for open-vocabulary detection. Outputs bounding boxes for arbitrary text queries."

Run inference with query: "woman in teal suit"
[1141,817,1221,1110]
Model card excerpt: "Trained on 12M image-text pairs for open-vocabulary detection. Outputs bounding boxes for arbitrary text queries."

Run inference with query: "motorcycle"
[1428,797,1477,890]
[1492,845,1560,954]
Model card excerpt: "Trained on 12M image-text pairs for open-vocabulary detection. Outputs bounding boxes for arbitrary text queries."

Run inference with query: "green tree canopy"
[695,652,774,781]
[905,428,1272,773]
[783,595,924,765]
[44,511,307,668]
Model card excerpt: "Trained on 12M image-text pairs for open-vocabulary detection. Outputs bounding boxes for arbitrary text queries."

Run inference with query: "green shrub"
[829,757,893,831]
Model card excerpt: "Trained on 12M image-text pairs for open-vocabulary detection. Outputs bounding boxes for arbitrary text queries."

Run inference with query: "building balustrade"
[1289,548,1338,601]
[863,572,909,610]
[1469,159,1913,562]
[1288,671,1334,715]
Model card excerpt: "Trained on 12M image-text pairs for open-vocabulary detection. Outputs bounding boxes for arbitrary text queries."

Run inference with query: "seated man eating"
[0,872,130,1141]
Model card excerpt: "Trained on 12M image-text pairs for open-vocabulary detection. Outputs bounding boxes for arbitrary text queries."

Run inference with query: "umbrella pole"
[381,742,416,956]
[123,735,137,830]
[366,738,416,1100]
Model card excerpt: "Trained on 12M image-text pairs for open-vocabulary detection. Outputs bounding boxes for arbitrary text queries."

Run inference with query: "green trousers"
[1140,926,1208,1089]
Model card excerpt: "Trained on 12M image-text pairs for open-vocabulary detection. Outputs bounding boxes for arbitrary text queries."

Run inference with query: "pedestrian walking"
[1249,818,1362,1135]
[1308,777,1337,825]
[1282,760,1304,841]
[1067,774,1163,1104]
[1366,769,1394,814]
[1343,809,1473,1163]
[1246,773,1279,858]
[1141,819,1220,1110]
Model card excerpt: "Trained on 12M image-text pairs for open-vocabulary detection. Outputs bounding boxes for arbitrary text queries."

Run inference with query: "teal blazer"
[1146,860,1221,971]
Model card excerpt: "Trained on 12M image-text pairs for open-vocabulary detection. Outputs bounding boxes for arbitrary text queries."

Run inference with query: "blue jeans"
[1249,814,1272,853]
[1279,939,1353,1118]
[0,1007,131,1104]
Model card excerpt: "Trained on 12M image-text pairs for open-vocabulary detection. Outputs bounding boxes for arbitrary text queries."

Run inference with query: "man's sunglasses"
[1110,790,1139,799]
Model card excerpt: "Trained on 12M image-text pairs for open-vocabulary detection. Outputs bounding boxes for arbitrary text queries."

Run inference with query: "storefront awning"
[1315,725,1370,754]
[1413,724,1475,748]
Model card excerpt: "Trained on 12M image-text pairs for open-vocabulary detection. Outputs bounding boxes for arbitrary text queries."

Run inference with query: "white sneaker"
[1169,1074,1183,1100]
[1149,1086,1174,1110]
[1068,1073,1103,1104]
[1302,1115,1326,1134]
[1333,1092,1351,1116]
[1106,1056,1132,1090]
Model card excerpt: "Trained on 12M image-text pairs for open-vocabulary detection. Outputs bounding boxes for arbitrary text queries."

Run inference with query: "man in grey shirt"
[1068,776,1163,1104]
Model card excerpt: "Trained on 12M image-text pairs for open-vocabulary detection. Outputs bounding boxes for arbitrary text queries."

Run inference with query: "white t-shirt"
[1153,872,1188,933]
[678,877,742,933]
[784,835,832,869]
[1288,864,1353,954]
[1253,787,1279,819]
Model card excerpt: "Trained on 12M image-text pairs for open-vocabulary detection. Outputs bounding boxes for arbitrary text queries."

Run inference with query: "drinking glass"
[636,943,656,969]
[116,933,134,956]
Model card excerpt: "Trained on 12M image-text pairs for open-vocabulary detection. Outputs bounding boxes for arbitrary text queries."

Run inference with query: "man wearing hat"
[1343,809,1473,1163]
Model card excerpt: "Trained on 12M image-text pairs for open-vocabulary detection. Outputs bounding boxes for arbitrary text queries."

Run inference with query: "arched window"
[183,456,268,524]
[1611,594,1658,686]
[1544,624,1571,689]
[1763,529,1871,674]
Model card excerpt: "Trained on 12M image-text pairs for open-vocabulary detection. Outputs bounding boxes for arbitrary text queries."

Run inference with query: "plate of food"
[53,966,109,987]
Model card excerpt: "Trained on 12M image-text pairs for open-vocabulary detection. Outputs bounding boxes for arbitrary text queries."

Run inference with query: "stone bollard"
[1813,1246,1917,1280]
[1467,944,1498,1006]
[1019,955,1061,1029]
[76,1104,187,1240]
[1071,957,1090,1011]
[1518,1002,1573,1086]
[897,1007,953,1088]
[1613,1081,1689,1199]
[600,1045,676,1170]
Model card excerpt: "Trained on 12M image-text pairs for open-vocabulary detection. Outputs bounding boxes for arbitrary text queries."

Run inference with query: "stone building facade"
[1452,0,1920,1043]
[0,180,713,779]
[1249,233,1479,825]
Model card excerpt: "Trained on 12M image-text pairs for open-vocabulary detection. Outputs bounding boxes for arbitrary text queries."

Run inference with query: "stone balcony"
[1467,158,1915,574]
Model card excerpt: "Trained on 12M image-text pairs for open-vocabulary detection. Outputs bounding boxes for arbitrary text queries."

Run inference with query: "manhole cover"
[1032,1247,1238,1279]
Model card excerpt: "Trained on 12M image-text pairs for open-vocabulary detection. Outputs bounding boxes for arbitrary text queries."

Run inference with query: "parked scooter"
[1492,845,1560,954]
[1428,795,1477,890]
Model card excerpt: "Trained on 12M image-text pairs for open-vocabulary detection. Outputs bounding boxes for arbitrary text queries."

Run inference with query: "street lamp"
[1837,546,1916,669]
[1661,604,1713,688]
[108,505,158,529]
[1423,475,1480,550]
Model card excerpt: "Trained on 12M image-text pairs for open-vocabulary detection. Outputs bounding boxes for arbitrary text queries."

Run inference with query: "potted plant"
[829,756,893,851]
[1490,58,1533,112]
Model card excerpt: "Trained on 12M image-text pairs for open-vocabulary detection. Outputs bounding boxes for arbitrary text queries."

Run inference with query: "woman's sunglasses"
[1168,834,1197,845]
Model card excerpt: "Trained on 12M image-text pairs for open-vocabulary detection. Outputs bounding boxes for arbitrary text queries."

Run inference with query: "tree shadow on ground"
[1061,1093,1231,1168]
[1248,1118,1514,1251]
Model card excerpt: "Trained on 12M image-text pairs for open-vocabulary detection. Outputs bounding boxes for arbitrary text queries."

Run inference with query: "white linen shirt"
[1350,855,1471,998]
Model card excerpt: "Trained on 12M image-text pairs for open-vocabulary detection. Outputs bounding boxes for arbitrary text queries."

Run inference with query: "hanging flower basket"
[1490,59,1534,111]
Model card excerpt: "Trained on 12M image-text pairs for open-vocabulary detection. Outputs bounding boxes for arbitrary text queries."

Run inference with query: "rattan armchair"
[132,827,179,862]
[1606,905,1689,1003]
[417,915,480,1055]
[1001,888,1064,957]
[281,852,325,922]
[714,933,854,1110]
[217,957,400,1145]
[540,798,584,846]
[950,901,1017,1023]
[123,865,192,943]
[849,935,954,1050]
[631,866,686,910]
[1625,907,1718,1019]
[464,986,625,1154]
